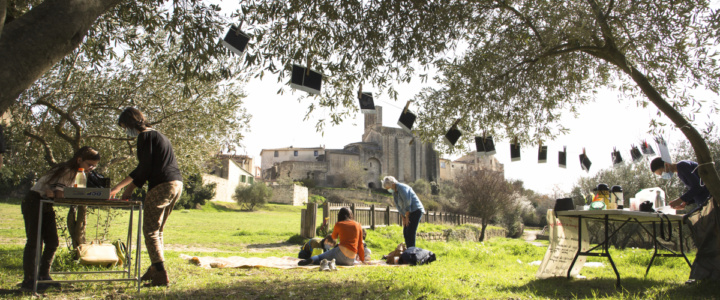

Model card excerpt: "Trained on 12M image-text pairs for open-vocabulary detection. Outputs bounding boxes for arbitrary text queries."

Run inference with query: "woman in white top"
[21,146,100,291]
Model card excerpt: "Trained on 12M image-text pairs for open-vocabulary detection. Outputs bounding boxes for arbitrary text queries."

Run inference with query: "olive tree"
[0,0,231,112]
[238,0,720,205]
[234,182,272,211]
[454,169,515,241]
[5,33,249,247]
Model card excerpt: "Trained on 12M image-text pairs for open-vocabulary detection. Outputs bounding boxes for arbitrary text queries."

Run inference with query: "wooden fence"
[300,202,482,238]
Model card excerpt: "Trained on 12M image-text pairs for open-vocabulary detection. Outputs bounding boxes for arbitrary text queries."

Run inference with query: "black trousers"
[21,191,58,282]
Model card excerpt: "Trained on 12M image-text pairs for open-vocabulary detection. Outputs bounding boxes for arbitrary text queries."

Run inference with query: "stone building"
[439,153,504,181]
[262,106,439,188]
[260,146,324,173]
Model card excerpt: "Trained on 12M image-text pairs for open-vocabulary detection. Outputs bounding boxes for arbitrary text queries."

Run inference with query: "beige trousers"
[143,181,183,263]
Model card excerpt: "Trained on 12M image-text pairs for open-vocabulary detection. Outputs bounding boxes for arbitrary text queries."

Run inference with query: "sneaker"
[319,259,330,271]
[298,258,313,266]
[329,259,337,271]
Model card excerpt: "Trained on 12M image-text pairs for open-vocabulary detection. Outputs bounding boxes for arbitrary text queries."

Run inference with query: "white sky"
[219,2,718,195]
[238,75,715,195]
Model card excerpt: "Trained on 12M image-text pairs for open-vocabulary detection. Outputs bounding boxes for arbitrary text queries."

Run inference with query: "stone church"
[263,106,440,188]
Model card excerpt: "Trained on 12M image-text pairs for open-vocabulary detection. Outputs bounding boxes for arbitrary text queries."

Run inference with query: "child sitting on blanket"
[358,229,372,261]
[298,235,335,260]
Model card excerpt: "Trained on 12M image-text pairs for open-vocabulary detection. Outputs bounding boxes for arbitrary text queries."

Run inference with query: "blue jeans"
[311,246,355,266]
[404,210,423,248]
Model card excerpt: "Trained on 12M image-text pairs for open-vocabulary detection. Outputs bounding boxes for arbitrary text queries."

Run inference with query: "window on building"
[249,177,254,184]
[441,162,446,168]
[294,150,298,156]
[241,175,246,183]
[274,151,278,157]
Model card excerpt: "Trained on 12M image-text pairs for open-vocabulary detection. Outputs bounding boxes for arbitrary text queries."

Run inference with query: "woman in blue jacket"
[382,176,425,248]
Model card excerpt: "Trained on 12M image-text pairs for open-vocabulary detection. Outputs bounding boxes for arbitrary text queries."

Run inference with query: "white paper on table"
[655,136,672,163]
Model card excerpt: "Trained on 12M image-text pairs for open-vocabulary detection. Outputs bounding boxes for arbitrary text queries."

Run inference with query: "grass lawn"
[1,199,718,299]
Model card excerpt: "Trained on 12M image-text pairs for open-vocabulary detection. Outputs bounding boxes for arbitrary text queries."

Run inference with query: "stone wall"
[270,185,308,206]
[417,226,508,242]
[275,161,327,183]
[311,188,392,204]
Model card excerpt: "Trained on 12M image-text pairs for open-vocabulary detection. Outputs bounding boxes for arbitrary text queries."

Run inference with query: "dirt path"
[522,229,546,247]
[164,242,298,254]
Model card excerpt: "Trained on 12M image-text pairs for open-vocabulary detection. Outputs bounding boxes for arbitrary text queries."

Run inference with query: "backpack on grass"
[400,247,436,266]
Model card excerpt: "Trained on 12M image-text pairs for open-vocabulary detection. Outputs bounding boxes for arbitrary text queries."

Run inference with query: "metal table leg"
[678,220,691,267]
[126,206,134,278]
[33,200,45,294]
[604,215,621,288]
[567,215,582,279]
[645,221,658,277]
[136,204,143,292]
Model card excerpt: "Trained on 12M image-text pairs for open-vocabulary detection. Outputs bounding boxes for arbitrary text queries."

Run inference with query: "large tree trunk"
[585,1,720,206]
[607,50,720,205]
[0,0,122,113]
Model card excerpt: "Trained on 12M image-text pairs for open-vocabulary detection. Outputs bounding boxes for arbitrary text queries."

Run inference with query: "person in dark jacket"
[110,107,183,287]
[650,157,711,210]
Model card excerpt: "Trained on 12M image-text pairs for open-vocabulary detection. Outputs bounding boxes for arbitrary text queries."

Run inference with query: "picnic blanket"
[180,254,401,270]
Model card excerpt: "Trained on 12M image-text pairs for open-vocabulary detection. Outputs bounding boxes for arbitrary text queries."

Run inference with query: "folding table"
[555,209,691,287]
[33,198,143,293]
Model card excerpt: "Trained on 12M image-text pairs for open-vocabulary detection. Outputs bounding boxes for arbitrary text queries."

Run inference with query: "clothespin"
[403,100,413,114]
[306,56,311,76]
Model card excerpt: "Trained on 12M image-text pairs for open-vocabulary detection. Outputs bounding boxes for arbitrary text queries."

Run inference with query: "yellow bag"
[311,248,323,256]
[112,239,127,267]
[77,241,119,267]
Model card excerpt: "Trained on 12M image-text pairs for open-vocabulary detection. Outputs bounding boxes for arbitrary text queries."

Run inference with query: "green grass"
[1,199,719,299]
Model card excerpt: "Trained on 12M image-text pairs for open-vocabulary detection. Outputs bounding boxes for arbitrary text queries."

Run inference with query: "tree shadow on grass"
[146,277,419,300]
[246,242,296,249]
[502,276,720,298]
[206,202,244,212]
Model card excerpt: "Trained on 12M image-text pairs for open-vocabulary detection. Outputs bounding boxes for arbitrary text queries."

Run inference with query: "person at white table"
[650,157,711,210]
[21,146,100,291]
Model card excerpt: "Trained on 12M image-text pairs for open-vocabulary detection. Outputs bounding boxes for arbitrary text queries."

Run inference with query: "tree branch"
[84,134,134,142]
[97,155,132,174]
[33,99,81,148]
[488,44,602,86]
[585,0,617,49]
[495,0,545,46]
[23,129,58,166]
[605,0,615,18]
[0,0,6,38]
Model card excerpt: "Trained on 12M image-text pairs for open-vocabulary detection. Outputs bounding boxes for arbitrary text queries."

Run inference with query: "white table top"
[555,209,684,222]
